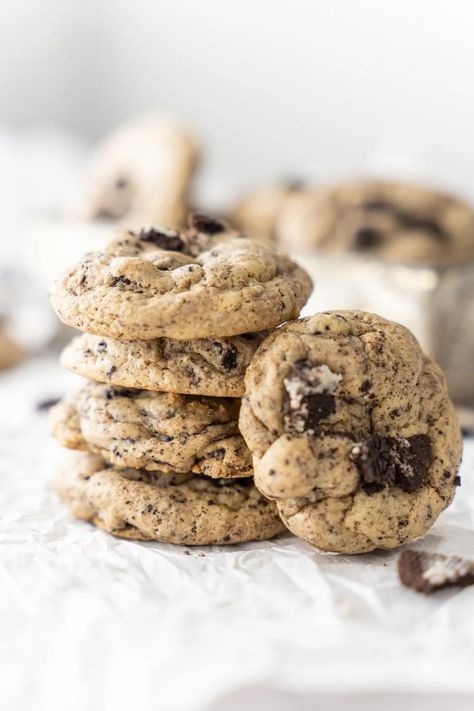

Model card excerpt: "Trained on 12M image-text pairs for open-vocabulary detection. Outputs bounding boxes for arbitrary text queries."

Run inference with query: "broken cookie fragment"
[398,549,474,594]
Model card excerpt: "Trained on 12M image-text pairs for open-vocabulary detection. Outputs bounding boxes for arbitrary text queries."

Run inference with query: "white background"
[1,0,474,195]
[1,4,474,710]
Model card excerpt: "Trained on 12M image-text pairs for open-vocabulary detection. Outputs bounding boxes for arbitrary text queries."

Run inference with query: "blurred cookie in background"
[233,178,474,266]
[277,180,474,265]
[74,113,199,229]
[231,179,306,244]
[0,317,24,371]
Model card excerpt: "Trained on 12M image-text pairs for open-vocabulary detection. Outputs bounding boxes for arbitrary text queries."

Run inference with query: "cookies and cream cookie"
[239,311,462,554]
[50,215,313,340]
[0,333,23,371]
[231,180,305,244]
[56,453,285,545]
[0,318,23,371]
[75,113,198,229]
[61,331,265,397]
[277,180,474,264]
[50,382,252,478]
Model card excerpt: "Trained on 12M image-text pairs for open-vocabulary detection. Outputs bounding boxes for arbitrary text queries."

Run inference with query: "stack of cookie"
[49,214,313,545]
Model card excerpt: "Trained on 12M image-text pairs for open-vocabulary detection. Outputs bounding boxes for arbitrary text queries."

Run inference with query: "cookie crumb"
[36,396,61,412]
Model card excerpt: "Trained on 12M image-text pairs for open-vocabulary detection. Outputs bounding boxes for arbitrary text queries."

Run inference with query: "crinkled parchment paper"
[1,357,474,711]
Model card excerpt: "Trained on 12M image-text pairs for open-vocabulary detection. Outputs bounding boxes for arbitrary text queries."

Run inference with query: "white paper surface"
[1,356,474,711]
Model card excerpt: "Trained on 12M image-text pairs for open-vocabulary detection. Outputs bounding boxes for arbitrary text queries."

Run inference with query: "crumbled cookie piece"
[398,549,474,594]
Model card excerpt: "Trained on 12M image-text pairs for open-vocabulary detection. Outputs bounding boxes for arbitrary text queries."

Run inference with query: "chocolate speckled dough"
[56,453,285,545]
[239,311,462,554]
[61,331,265,397]
[75,114,198,228]
[50,382,252,478]
[50,216,313,340]
[277,180,474,264]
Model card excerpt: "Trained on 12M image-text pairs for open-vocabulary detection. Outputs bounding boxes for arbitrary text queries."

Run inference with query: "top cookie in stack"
[49,215,313,545]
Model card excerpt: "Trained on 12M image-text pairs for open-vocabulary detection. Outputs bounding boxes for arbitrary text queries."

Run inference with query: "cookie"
[50,382,252,478]
[75,113,198,228]
[231,180,305,244]
[0,322,23,371]
[61,331,266,397]
[50,216,312,340]
[51,215,312,340]
[398,549,474,594]
[239,311,462,554]
[56,453,285,545]
[277,180,474,264]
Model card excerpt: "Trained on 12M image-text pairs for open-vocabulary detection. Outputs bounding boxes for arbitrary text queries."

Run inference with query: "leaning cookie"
[61,331,266,397]
[50,382,253,478]
[56,453,285,545]
[239,311,462,554]
[50,215,313,340]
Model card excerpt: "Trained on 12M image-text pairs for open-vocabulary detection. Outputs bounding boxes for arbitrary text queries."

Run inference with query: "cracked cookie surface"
[277,180,474,264]
[239,311,462,554]
[56,453,285,545]
[50,382,252,478]
[50,216,313,340]
[61,331,265,397]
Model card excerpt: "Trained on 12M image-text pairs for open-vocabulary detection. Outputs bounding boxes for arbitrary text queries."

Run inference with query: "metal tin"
[296,250,474,405]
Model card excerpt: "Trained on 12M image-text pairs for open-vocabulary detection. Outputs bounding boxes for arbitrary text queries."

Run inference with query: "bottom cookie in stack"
[56,453,285,545]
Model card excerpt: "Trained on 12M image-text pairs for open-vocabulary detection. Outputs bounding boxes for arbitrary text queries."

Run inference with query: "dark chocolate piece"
[190,214,225,235]
[353,227,382,250]
[138,227,185,252]
[222,348,238,371]
[351,434,432,494]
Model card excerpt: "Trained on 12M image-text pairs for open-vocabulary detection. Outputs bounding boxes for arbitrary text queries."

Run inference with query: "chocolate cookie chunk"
[50,382,253,478]
[239,311,462,554]
[398,549,474,594]
[50,218,312,340]
[61,331,266,397]
[56,453,285,545]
